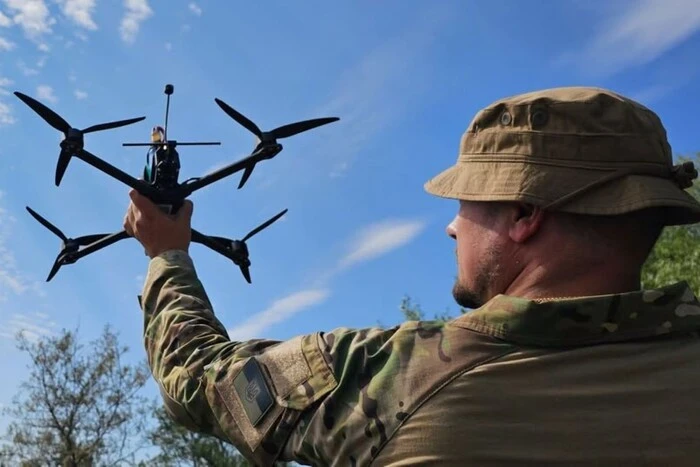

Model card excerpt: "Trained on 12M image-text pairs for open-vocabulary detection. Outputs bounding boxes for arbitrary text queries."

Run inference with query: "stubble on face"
[452,242,504,309]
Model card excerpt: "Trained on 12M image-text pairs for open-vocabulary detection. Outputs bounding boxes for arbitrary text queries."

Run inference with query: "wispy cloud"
[0,192,44,300]
[338,219,426,269]
[227,289,330,340]
[0,101,15,125]
[120,0,153,44]
[36,84,57,103]
[18,60,39,76]
[74,89,87,100]
[227,217,426,338]
[0,11,11,27]
[556,0,700,76]
[0,36,14,50]
[188,2,202,16]
[2,0,54,39]
[0,312,58,342]
[59,0,98,30]
[0,77,14,124]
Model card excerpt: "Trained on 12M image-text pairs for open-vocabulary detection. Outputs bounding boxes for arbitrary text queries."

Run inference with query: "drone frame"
[15,85,338,283]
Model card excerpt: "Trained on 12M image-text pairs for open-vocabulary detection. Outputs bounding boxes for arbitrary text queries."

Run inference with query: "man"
[125,87,700,466]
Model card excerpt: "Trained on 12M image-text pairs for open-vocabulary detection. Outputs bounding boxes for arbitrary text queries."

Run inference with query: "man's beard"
[452,244,503,310]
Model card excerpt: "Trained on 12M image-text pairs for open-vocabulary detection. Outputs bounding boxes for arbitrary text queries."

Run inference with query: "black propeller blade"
[214,98,262,138]
[242,208,287,242]
[215,98,339,143]
[14,92,70,133]
[240,263,251,283]
[237,166,254,189]
[14,91,146,186]
[215,98,338,189]
[26,206,67,241]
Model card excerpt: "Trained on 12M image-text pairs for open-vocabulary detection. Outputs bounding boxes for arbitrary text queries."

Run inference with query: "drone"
[14,84,339,283]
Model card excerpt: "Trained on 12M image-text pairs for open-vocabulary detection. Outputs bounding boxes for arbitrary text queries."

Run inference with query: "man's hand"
[123,189,193,259]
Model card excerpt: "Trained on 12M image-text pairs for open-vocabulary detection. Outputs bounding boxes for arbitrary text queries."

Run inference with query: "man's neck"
[503,256,642,301]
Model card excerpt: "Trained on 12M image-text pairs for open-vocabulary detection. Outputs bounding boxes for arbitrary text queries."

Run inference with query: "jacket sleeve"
[139,250,341,465]
[139,250,461,466]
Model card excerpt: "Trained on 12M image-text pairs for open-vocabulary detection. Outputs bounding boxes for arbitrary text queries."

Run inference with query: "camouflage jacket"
[139,250,700,466]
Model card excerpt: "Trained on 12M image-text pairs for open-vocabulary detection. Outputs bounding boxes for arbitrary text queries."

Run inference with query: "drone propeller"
[236,208,287,282]
[26,206,67,241]
[26,206,114,281]
[215,98,339,189]
[14,91,145,186]
[242,208,287,242]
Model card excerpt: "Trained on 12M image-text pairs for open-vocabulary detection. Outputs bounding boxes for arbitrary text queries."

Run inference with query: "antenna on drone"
[121,83,221,149]
[164,84,174,141]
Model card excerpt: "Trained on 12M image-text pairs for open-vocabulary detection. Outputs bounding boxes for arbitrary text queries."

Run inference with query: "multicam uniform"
[140,250,700,466]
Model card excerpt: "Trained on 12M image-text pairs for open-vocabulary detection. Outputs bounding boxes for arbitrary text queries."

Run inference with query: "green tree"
[143,404,254,467]
[641,153,700,295]
[0,326,151,467]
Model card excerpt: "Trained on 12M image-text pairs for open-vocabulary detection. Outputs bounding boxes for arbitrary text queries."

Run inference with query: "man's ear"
[509,203,545,243]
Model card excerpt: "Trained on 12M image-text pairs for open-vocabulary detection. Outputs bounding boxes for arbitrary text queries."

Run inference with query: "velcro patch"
[233,358,274,427]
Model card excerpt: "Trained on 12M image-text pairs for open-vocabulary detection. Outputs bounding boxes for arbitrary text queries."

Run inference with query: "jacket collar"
[453,282,700,347]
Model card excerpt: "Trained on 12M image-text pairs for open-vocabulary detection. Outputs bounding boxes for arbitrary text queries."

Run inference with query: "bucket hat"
[424,87,699,225]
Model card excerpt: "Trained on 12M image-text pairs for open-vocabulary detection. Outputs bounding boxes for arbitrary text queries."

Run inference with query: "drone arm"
[74,149,162,199]
[68,230,131,262]
[191,229,233,259]
[180,150,265,196]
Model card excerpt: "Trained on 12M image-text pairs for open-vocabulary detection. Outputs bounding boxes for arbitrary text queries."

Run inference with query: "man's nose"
[446,220,457,239]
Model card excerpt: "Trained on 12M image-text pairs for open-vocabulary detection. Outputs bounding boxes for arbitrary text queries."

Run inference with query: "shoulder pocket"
[212,334,338,457]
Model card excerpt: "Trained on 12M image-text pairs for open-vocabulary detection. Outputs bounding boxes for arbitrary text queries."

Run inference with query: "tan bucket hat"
[424,86,700,225]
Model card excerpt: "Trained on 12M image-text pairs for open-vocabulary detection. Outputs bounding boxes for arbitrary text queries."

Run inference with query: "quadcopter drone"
[14,84,339,283]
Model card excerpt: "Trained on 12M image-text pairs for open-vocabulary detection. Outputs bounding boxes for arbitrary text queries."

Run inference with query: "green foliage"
[142,404,253,467]
[641,153,700,296]
[0,326,151,466]
[398,295,465,323]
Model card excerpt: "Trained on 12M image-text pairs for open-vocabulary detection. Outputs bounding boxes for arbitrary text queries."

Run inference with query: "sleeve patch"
[233,358,274,427]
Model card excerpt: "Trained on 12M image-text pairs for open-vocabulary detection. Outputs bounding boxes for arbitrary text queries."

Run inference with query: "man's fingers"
[124,202,136,236]
[129,189,159,218]
[177,200,193,223]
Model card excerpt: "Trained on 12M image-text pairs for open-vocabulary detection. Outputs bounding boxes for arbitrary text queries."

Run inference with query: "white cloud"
[338,219,426,269]
[0,11,10,26]
[225,217,426,337]
[36,84,57,103]
[558,0,700,76]
[0,36,14,50]
[0,192,42,298]
[74,89,87,99]
[18,60,39,76]
[0,102,14,126]
[227,289,330,340]
[188,2,201,16]
[37,42,49,51]
[120,0,152,44]
[3,0,54,38]
[0,312,58,342]
[60,0,98,30]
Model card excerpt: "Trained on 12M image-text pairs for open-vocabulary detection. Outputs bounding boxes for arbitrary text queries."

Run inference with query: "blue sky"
[0,0,699,440]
